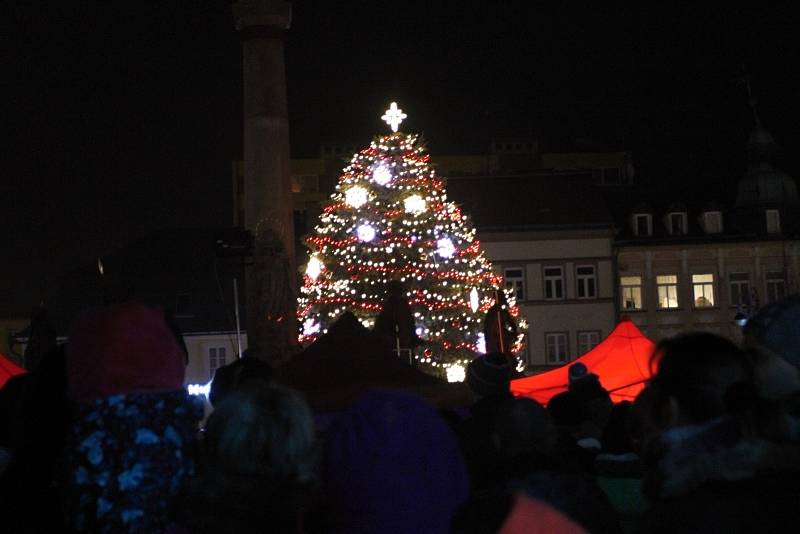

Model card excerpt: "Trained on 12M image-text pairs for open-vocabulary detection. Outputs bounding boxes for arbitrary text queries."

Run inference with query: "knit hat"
[322,389,469,534]
[744,294,800,370]
[466,352,512,398]
[66,302,186,402]
[568,362,588,382]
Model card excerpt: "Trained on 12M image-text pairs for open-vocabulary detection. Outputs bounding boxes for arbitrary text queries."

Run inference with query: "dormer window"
[766,209,781,234]
[633,213,652,236]
[668,212,688,235]
[702,211,723,234]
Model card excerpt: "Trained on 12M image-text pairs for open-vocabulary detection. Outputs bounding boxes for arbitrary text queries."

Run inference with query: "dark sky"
[4,1,799,309]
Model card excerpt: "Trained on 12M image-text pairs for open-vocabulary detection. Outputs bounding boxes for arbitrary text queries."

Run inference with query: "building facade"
[445,174,618,371]
[612,123,799,342]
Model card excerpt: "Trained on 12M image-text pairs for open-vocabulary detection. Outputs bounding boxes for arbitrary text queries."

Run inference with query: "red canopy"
[0,352,26,389]
[510,317,655,404]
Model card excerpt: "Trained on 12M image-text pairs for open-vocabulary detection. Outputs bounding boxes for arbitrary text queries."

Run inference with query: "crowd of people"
[1,295,799,533]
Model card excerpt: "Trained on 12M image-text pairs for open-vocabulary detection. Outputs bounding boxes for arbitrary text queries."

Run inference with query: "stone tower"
[232,0,297,362]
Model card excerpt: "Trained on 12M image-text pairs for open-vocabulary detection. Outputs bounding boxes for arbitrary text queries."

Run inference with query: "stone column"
[233,0,297,363]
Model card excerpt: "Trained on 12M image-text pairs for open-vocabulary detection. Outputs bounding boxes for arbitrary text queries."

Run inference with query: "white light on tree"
[404,194,426,214]
[306,256,323,280]
[469,287,480,312]
[446,363,466,383]
[303,318,321,336]
[436,237,455,258]
[372,164,392,186]
[381,102,407,132]
[357,224,377,242]
[476,332,487,354]
[345,186,368,208]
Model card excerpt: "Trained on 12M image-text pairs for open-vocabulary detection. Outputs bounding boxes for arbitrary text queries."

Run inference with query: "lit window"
[504,267,525,301]
[620,276,643,310]
[656,275,679,309]
[576,265,597,299]
[209,347,228,380]
[633,214,652,236]
[766,210,781,234]
[546,333,569,364]
[668,212,687,235]
[729,273,750,307]
[544,266,564,300]
[703,212,723,234]
[765,272,786,303]
[692,274,715,307]
[577,331,601,355]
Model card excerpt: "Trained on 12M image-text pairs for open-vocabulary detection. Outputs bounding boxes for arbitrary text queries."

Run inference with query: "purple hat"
[322,389,469,534]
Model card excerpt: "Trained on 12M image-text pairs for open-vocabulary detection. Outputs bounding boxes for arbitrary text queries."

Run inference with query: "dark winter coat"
[642,415,800,533]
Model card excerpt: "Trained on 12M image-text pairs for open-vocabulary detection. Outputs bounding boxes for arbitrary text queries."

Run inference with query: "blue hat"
[568,362,588,382]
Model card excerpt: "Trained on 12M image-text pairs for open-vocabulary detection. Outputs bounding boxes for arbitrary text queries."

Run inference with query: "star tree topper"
[381,102,407,132]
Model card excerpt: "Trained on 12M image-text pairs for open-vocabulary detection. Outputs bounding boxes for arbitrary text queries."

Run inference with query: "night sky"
[4,1,799,311]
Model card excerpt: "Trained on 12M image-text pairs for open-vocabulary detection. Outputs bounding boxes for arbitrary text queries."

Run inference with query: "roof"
[605,188,800,244]
[445,174,615,232]
[510,317,655,404]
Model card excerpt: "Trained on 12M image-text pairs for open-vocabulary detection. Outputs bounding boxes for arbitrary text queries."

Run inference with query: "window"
[209,347,228,380]
[174,293,194,318]
[576,265,597,299]
[620,276,643,310]
[546,333,569,364]
[692,274,715,308]
[633,214,652,236]
[656,275,679,309]
[543,266,564,300]
[765,271,786,303]
[729,273,750,307]
[504,267,526,301]
[577,331,601,356]
[703,211,723,234]
[668,212,687,235]
[292,174,319,193]
[766,210,781,234]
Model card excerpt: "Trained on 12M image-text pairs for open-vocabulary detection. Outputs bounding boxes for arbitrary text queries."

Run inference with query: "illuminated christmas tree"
[297,103,527,380]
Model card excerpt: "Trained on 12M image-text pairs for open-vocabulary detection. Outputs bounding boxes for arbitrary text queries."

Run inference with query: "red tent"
[510,317,655,404]
[0,352,26,389]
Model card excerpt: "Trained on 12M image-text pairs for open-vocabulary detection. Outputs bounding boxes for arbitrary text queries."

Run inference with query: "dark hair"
[182,385,316,533]
[547,390,590,428]
[648,332,752,426]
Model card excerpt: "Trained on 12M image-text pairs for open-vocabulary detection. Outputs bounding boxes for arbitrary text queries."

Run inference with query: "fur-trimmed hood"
[644,414,800,500]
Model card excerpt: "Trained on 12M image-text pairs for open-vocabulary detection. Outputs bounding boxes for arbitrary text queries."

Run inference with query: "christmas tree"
[297,103,527,381]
